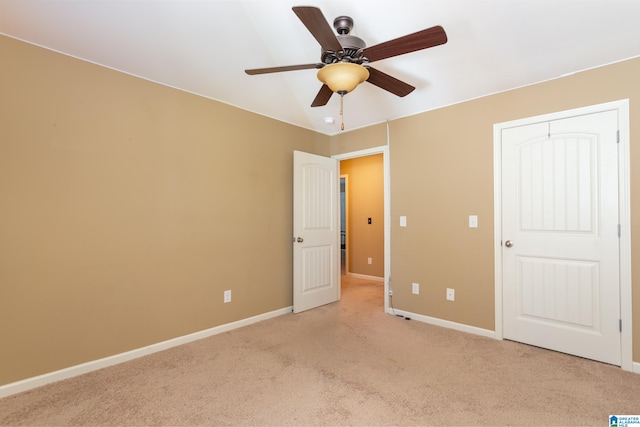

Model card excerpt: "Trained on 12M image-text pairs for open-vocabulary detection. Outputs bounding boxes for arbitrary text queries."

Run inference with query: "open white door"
[293,150,340,313]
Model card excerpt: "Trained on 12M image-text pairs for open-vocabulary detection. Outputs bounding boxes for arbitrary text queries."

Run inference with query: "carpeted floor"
[1,276,639,426]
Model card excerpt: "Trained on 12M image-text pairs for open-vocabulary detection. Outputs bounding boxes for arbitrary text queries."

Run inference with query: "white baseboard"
[345,273,384,282]
[388,308,640,374]
[386,307,497,339]
[0,306,292,399]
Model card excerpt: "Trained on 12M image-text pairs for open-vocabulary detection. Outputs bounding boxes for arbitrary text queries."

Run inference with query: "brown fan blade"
[366,67,415,97]
[311,84,333,107]
[363,25,447,63]
[292,6,342,52]
[245,63,323,75]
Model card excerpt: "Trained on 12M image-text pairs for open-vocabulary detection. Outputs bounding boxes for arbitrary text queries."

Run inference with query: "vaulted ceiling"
[2,0,640,135]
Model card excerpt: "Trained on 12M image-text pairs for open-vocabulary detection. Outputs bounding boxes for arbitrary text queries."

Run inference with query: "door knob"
[296,237,304,243]
[505,240,513,247]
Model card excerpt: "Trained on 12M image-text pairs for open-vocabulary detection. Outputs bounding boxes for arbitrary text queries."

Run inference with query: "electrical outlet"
[446,288,455,301]
[368,257,372,265]
[224,290,232,303]
[412,282,420,295]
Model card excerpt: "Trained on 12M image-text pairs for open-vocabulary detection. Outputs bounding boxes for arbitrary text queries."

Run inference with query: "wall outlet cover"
[446,288,455,301]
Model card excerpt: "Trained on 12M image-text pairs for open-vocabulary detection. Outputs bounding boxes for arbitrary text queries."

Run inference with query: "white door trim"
[493,99,632,371]
[332,144,391,313]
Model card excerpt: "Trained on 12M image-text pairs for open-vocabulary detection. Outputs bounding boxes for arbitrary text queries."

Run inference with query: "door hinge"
[616,130,620,143]
[618,224,621,237]
[619,319,622,332]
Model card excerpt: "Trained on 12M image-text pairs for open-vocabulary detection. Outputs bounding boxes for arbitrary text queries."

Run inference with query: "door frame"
[333,145,390,313]
[493,99,633,372]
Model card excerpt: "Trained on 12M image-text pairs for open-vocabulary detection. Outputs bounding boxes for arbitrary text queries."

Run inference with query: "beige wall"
[0,35,329,386]
[331,122,388,155]
[333,57,640,363]
[339,155,384,278]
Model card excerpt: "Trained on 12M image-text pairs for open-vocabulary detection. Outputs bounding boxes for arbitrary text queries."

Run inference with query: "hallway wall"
[340,155,384,278]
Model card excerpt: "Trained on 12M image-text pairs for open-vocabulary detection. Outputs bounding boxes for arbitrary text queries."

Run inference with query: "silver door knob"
[296,237,304,243]
[505,240,513,247]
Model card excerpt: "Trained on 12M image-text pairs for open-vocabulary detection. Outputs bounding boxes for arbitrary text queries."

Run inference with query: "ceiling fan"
[245,6,448,111]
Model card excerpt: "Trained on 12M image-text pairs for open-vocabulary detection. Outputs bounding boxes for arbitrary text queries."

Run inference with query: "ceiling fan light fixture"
[317,63,370,94]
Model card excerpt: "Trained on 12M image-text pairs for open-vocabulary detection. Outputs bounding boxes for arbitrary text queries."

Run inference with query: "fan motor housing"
[321,16,367,65]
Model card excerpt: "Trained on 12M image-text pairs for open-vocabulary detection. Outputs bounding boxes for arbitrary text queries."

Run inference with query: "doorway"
[333,146,390,312]
[339,155,383,279]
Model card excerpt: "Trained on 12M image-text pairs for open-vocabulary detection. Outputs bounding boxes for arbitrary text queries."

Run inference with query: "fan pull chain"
[340,94,344,131]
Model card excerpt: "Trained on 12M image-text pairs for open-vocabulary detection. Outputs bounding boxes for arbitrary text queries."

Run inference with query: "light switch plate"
[400,216,407,227]
[469,215,478,228]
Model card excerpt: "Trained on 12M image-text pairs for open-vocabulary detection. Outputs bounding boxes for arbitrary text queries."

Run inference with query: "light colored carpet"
[1,276,639,426]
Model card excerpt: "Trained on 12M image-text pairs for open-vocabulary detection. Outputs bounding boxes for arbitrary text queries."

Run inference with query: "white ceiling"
[2,0,640,135]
